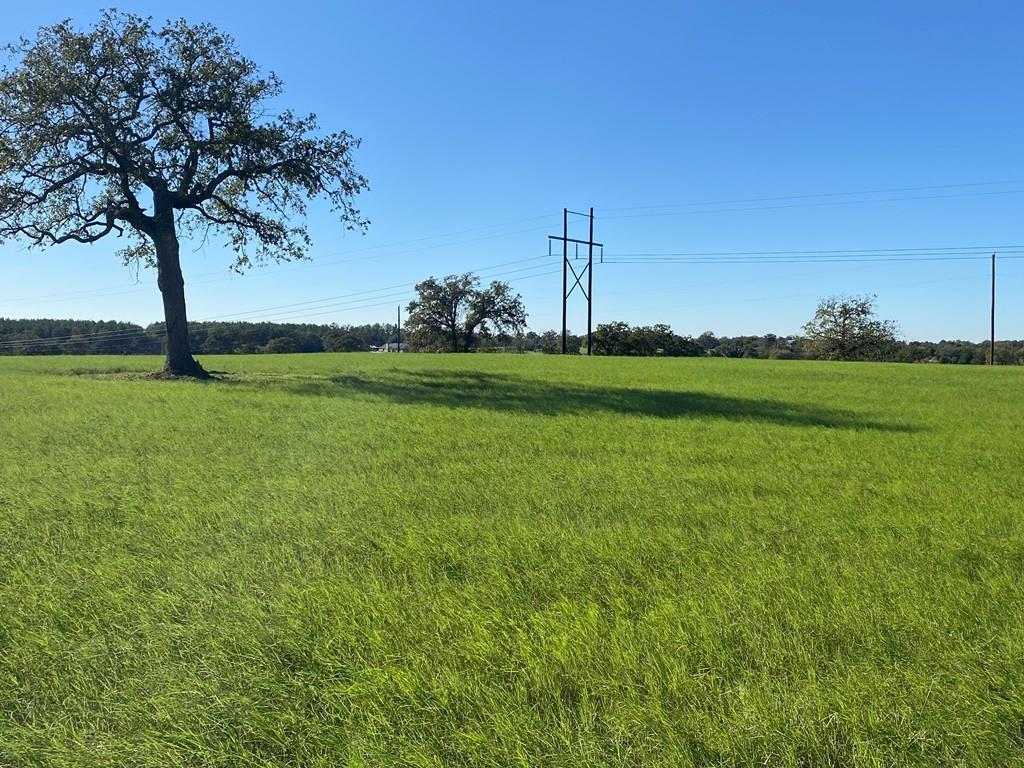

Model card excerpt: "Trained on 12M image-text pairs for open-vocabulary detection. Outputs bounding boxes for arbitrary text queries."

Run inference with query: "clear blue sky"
[2,1,1022,340]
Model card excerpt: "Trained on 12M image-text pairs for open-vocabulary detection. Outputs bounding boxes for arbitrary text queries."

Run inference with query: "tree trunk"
[153,222,207,378]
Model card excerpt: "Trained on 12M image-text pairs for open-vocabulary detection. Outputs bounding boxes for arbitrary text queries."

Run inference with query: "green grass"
[1,353,1022,767]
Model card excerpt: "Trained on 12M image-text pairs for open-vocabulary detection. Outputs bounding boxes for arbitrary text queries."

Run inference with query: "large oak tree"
[0,11,368,376]
[405,273,527,352]
[802,294,898,361]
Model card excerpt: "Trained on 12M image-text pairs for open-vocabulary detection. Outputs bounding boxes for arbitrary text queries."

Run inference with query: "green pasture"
[1,353,1022,766]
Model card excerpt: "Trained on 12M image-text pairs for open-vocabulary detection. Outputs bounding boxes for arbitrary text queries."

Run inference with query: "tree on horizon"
[405,273,527,352]
[802,294,898,361]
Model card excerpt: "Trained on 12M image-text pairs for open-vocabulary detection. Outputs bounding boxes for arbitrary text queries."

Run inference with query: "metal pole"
[586,207,594,355]
[990,253,996,365]
[561,207,568,354]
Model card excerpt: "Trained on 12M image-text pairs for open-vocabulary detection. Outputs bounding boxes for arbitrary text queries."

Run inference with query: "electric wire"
[8,177,1023,306]
[3,246,1016,346]
[603,255,1024,265]
[0,260,560,348]
[0,215,559,306]
[600,188,1024,221]
[196,255,550,322]
[598,178,1024,213]
[7,176,1024,347]
[599,245,1024,257]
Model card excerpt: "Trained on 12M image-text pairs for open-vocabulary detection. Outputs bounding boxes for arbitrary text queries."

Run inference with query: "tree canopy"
[802,295,899,361]
[0,11,368,375]
[405,273,527,352]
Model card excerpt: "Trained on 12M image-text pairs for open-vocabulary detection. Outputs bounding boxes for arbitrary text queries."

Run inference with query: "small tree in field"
[803,294,898,361]
[0,12,368,376]
[405,273,527,352]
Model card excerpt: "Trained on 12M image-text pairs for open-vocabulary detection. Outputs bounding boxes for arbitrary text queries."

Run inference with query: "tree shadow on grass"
[278,369,915,431]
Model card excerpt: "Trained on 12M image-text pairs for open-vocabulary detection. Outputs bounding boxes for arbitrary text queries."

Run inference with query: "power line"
[0,215,560,307]
[258,267,560,325]
[8,180,1022,308]
[7,240,1020,348]
[598,245,1024,257]
[696,272,992,308]
[598,178,1024,213]
[7,177,1024,307]
[612,271,999,314]
[603,253,1024,265]
[600,188,1024,221]
[600,257,953,297]
[0,260,560,348]
[199,259,554,323]
[0,326,157,350]
[5,247,1018,348]
[194,255,551,322]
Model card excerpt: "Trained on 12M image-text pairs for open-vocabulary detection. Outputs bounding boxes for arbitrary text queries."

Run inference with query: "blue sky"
[2,1,1022,340]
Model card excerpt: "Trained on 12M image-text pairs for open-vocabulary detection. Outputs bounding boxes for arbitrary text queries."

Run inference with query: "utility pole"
[587,206,594,356]
[397,305,402,353]
[549,207,603,355]
[990,252,996,365]
[561,208,568,354]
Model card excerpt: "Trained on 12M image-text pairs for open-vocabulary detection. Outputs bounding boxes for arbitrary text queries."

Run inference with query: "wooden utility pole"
[561,208,568,354]
[990,252,996,365]
[587,206,594,355]
[397,305,402,353]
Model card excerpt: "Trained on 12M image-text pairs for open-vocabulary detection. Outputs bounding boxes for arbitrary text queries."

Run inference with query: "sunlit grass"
[1,353,1022,766]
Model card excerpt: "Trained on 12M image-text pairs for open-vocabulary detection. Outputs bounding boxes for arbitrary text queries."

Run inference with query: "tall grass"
[1,354,1022,766]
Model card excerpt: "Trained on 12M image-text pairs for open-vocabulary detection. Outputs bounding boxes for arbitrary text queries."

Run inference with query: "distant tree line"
[586,322,1024,364]
[3,317,1022,364]
[0,319,399,356]
[583,295,1023,364]
[185,322,400,355]
[0,318,161,355]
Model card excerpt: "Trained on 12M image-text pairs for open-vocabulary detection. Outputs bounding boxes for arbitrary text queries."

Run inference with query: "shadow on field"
[279,369,912,431]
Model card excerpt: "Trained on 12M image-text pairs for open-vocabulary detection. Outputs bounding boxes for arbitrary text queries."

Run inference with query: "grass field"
[1,353,1023,767]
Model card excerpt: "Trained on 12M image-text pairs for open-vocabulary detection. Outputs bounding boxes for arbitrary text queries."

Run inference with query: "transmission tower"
[549,207,603,354]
